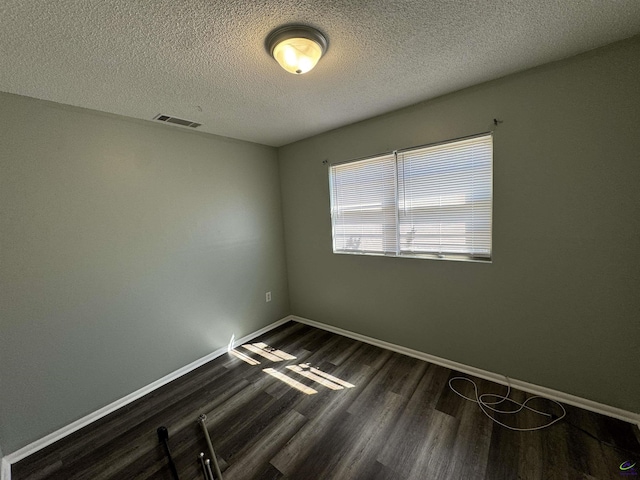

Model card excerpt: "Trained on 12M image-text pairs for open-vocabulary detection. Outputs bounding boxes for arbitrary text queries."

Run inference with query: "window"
[329,133,492,262]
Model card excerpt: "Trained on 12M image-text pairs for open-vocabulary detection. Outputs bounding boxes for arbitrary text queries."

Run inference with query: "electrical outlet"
[266,291,272,302]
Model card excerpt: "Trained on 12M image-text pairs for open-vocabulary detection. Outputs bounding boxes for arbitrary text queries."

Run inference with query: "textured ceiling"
[1,1,640,147]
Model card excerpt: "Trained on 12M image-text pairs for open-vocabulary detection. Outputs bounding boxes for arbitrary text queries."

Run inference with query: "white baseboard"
[291,315,640,427]
[1,458,10,480]
[3,316,291,472]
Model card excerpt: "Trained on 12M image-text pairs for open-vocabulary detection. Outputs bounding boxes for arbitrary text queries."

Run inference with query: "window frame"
[329,132,493,263]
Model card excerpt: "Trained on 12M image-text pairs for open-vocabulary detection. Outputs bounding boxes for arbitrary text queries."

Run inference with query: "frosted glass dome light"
[267,26,328,75]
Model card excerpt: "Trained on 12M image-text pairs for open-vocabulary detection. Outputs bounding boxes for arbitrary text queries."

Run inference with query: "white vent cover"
[153,114,201,128]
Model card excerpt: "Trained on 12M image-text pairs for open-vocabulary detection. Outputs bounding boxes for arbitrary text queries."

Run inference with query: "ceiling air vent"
[153,114,201,128]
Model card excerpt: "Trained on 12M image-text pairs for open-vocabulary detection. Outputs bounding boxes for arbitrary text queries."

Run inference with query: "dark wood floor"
[12,321,640,480]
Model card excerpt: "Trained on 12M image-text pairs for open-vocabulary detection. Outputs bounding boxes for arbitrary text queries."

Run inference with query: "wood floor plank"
[483,393,523,479]
[592,410,640,455]
[357,460,406,480]
[405,409,460,479]
[285,391,407,480]
[262,334,349,400]
[517,416,545,480]
[346,352,426,417]
[565,406,631,479]
[251,463,286,480]
[338,390,415,475]
[444,378,494,480]
[540,422,573,480]
[221,409,306,480]
[323,336,361,366]
[217,390,305,465]
[14,461,62,480]
[291,343,391,421]
[270,357,378,474]
[376,363,453,475]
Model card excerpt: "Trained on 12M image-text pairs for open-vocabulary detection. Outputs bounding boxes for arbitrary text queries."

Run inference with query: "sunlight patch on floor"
[263,368,318,395]
[253,342,297,360]
[303,363,355,389]
[242,344,286,362]
[286,365,344,390]
[229,349,261,365]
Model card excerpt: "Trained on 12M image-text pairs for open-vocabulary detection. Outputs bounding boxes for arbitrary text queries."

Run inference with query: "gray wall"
[278,37,640,413]
[0,93,290,454]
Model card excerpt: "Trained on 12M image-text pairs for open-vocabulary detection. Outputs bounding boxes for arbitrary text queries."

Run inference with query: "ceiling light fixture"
[266,25,328,75]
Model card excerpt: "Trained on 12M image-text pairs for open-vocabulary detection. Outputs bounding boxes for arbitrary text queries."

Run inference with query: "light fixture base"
[266,25,328,74]
[266,25,328,56]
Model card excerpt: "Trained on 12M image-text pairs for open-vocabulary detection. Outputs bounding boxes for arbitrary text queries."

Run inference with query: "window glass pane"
[397,135,492,258]
[330,154,397,254]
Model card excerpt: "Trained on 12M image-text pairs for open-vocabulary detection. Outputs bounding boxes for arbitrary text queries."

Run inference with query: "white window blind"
[397,135,492,259]
[329,134,492,262]
[330,153,397,254]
